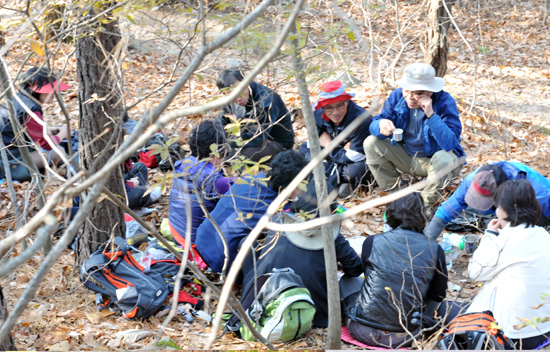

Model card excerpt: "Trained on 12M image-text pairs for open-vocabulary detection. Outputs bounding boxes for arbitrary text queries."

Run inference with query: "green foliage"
[478,45,491,55]
[148,137,178,160]
[155,338,182,350]
[230,155,271,176]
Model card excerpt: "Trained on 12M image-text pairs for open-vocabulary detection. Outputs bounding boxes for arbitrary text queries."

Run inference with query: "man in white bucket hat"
[364,63,465,210]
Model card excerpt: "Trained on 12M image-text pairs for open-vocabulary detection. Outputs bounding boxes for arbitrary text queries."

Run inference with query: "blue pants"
[125,162,151,209]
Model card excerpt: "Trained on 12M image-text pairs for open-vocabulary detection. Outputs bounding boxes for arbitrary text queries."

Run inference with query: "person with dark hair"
[364,63,465,208]
[0,66,72,181]
[424,161,550,240]
[339,193,451,348]
[168,120,231,252]
[215,69,294,162]
[240,190,362,328]
[298,81,373,198]
[194,150,306,273]
[467,179,550,350]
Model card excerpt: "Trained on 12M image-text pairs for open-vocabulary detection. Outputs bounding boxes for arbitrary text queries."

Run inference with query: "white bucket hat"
[397,63,444,92]
[281,213,340,251]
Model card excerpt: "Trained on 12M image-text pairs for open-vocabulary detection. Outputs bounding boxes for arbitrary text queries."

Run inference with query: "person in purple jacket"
[364,63,465,209]
[168,120,231,249]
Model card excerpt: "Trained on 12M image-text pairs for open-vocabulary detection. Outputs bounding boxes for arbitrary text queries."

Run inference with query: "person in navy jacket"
[364,63,465,208]
[298,81,372,198]
[194,150,307,274]
[424,162,550,240]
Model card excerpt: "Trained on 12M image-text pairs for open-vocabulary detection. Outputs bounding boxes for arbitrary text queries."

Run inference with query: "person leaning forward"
[215,69,294,163]
[298,81,373,198]
[364,63,465,208]
[424,162,550,240]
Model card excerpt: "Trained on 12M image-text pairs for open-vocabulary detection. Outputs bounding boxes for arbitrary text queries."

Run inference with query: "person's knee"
[9,165,32,182]
[363,135,379,155]
[430,151,459,172]
[133,162,148,174]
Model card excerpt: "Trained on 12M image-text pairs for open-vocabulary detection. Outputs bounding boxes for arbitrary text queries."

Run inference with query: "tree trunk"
[74,7,126,266]
[290,23,341,350]
[0,285,16,351]
[423,0,455,77]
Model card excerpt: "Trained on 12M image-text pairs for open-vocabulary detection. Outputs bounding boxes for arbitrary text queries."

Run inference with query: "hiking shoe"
[338,183,353,198]
[149,186,162,202]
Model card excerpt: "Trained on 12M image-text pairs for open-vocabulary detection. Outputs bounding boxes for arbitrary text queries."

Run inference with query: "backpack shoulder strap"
[225,273,272,331]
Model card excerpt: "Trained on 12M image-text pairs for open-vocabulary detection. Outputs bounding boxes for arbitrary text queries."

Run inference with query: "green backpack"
[227,268,316,342]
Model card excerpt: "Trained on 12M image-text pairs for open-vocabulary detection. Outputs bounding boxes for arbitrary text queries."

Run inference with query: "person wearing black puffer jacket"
[340,193,450,349]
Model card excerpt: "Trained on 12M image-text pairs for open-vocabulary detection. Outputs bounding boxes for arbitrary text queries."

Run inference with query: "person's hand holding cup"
[379,119,396,136]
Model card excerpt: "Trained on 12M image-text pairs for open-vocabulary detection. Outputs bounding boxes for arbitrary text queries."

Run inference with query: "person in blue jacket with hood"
[364,63,465,208]
[298,81,373,198]
[194,150,307,274]
[424,162,550,240]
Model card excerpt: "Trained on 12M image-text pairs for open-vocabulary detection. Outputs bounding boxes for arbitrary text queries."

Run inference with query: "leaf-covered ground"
[1,0,550,350]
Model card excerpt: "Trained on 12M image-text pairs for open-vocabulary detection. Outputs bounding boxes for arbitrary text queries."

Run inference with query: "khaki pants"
[363,135,462,206]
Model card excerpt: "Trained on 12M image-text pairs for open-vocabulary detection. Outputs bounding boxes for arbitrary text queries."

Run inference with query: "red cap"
[313,81,355,110]
[465,171,498,211]
[32,80,71,94]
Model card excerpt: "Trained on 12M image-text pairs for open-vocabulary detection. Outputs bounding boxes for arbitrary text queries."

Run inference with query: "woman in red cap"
[0,66,72,181]
[298,80,373,198]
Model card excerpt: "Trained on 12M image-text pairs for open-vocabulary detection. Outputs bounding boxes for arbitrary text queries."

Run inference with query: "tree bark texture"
[75,9,126,266]
[423,0,455,77]
[0,285,16,350]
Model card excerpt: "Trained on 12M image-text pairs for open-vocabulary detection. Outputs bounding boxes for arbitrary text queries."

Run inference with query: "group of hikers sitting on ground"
[3,63,550,348]
[166,64,550,348]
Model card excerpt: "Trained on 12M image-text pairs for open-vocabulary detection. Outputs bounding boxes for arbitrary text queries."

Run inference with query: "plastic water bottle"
[448,233,465,250]
[383,211,393,232]
[441,233,453,270]
[335,204,347,214]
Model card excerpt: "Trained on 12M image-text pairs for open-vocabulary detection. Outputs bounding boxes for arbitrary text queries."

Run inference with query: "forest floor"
[1,0,550,350]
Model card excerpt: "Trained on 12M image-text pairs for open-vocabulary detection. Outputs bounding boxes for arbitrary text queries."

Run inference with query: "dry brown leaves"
[1,0,550,350]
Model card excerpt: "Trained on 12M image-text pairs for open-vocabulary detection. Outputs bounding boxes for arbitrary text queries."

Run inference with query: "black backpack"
[80,237,170,319]
[439,311,515,350]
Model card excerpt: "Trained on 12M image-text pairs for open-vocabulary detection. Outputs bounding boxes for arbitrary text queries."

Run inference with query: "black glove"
[424,216,446,241]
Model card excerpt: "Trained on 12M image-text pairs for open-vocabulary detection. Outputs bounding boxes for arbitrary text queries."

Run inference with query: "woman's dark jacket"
[345,228,447,332]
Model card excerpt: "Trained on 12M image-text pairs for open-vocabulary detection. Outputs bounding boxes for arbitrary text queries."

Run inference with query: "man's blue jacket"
[370,88,465,158]
[435,161,550,223]
[195,172,277,273]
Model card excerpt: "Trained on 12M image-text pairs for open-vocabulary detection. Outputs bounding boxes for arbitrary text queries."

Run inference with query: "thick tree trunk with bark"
[423,0,455,77]
[0,285,16,351]
[74,12,126,266]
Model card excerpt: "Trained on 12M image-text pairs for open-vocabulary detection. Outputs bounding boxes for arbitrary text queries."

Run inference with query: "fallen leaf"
[85,312,102,324]
[29,39,44,56]
[46,340,71,351]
